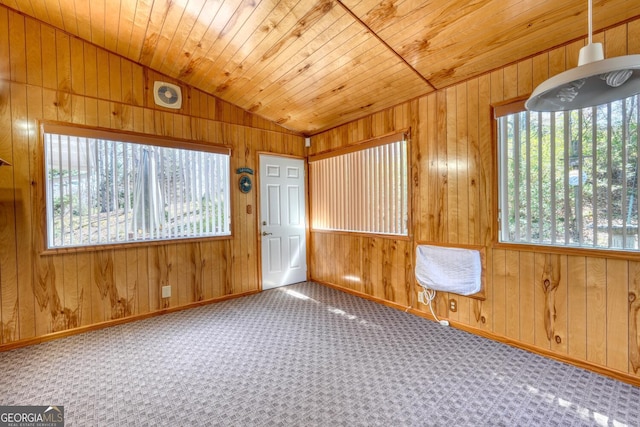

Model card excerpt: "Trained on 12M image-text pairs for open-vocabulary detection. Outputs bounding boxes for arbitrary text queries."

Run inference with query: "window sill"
[40,234,233,256]
[492,241,640,261]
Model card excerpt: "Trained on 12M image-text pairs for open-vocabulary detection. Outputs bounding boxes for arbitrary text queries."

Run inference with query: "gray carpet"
[0,281,638,426]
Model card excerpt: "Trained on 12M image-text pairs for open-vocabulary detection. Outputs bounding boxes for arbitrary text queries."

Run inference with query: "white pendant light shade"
[525,53,640,111]
[525,0,640,112]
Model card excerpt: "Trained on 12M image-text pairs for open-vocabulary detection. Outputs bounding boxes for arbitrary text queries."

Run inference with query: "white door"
[259,154,307,290]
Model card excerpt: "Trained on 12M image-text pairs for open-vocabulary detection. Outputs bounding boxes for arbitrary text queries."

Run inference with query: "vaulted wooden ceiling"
[3,0,640,134]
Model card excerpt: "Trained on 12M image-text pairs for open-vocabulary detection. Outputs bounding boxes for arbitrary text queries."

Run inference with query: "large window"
[309,133,408,236]
[497,95,640,250]
[43,124,231,249]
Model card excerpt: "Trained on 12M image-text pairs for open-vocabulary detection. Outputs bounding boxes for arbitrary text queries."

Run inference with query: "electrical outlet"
[449,298,457,312]
[162,285,171,298]
[417,291,425,304]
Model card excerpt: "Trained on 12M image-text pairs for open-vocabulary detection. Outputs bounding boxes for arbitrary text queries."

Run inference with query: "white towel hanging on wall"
[415,244,482,296]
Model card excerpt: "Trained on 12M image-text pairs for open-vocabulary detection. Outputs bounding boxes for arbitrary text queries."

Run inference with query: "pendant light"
[525,0,640,112]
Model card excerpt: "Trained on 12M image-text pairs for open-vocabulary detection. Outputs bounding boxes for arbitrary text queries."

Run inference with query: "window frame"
[492,98,640,260]
[38,121,234,254]
[308,131,411,240]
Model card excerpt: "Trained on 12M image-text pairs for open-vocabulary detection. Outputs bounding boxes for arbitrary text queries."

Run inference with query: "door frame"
[256,151,310,291]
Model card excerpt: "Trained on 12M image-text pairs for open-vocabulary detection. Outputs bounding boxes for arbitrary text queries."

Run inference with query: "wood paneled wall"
[0,5,304,347]
[309,18,640,382]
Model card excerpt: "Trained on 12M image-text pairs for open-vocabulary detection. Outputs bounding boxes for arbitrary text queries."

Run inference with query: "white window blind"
[497,95,640,250]
[309,134,408,236]
[43,126,231,249]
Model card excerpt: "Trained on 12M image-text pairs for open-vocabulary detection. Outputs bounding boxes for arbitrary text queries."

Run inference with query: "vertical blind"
[309,134,408,236]
[497,95,640,250]
[43,126,231,249]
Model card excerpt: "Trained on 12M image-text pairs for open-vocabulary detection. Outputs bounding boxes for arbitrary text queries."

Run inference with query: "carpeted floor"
[0,281,638,426]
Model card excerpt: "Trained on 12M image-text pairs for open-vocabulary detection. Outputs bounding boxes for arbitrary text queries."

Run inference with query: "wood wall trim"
[0,290,259,353]
[492,96,528,118]
[308,130,409,162]
[492,241,640,261]
[41,121,232,154]
[40,235,234,256]
[315,280,640,388]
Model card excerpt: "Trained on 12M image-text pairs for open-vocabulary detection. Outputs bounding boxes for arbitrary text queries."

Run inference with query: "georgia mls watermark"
[0,406,64,427]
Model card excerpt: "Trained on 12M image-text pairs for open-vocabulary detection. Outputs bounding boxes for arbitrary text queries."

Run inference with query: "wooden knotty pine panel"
[308,17,640,379]
[0,6,304,346]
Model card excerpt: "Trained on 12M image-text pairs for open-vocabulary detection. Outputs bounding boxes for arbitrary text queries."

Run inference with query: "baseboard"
[314,279,640,388]
[0,290,259,352]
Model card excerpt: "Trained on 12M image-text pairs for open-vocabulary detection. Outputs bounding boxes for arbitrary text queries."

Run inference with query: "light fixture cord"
[588,0,593,44]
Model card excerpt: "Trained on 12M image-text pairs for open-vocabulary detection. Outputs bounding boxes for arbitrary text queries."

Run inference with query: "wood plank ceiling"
[3,0,640,134]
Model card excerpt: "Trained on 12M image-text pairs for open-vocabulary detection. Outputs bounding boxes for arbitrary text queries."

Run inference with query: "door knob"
[262,231,272,236]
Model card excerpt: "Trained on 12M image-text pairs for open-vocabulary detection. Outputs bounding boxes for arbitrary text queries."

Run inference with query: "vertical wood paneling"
[629,261,640,373]
[607,259,628,372]
[426,94,441,241]
[76,252,92,326]
[630,21,640,55]
[0,6,302,348]
[517,59,532,97]
[25,16,42,87]
[551,255,568,354]
[56,30,71,93]
[567,256,587,360]
[51,255,65,330]
[415,97,427,241]
[467,79,480,246]
[176,243,188,306]
[492,249,506,335]
[436,91,448,242]
[456,83,468,246]
[504,250,519,340]
[125,247,138,315]
[4,3,640,383]
[167,245,178,308]
[502,64,517,101]
[586,257,607,366]
[308,16,640,382]
[83,43,97,99]
[69,35,84,95]
[475,75,491,221]
[41,24,57,90]
[0,74,16,344]
[14,80,34,340]
[90,251,107,324]
[534,253,550,350]
[136,248,149,315]
[531,54,549,90]
[8,10,26,84]
[519,251,535,345]
[605,24,628,57]
[446,87,458,244]
[548,46,567,78]
[62,253,79,329]
[112,249,131,318]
